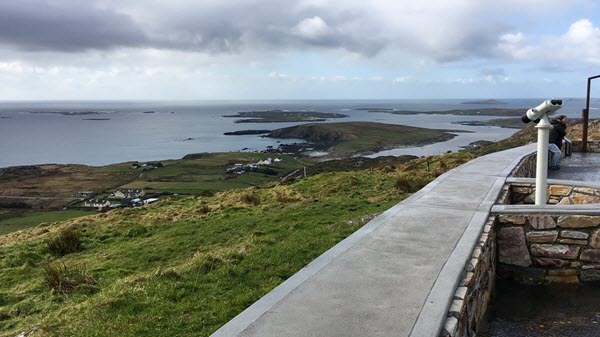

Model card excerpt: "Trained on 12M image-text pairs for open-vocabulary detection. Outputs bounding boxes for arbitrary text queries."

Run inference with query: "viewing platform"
[212,144,545,337]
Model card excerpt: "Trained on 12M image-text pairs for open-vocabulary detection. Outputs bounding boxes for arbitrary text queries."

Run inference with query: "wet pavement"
[481,280,600,337]
[548,152,600,182]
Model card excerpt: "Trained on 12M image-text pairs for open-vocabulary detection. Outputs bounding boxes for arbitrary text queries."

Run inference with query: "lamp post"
[583,75,600,152]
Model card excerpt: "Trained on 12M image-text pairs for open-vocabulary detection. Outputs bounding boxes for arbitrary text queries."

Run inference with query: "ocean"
[0,98,592,168]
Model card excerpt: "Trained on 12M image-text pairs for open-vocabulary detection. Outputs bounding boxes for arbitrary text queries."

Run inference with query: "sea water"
[0,98,592,168]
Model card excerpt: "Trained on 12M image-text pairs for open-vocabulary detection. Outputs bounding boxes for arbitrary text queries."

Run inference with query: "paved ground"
[211,144,537,337]
[548,151,600,182]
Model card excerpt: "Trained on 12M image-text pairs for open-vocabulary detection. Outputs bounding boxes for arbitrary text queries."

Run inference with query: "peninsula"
[223,110,347,123]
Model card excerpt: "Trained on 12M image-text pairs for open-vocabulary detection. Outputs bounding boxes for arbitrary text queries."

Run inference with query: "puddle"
[481,279,600,336]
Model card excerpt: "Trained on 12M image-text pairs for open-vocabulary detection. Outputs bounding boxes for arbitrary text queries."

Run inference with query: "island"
[454,118,525,129]
[265,121,456,158]
[223,110,347,123]
[363,107,525,116]
[460,99,506,104]
[223,129,271,136]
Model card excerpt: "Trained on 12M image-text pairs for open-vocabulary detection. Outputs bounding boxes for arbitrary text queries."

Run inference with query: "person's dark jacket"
[549,120,567,149]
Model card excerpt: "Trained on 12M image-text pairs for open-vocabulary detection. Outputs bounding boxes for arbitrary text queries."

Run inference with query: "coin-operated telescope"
[521,99,563,205]
[521,99,563,123]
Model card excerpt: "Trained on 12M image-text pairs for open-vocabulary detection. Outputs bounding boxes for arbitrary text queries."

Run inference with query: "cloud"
[0,1,147,52]
[295,16,330,40]
[493,19,600,65]
[0,0,594,67]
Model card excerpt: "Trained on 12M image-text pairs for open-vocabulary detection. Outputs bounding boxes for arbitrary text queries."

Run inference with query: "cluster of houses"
[129,162,163,170]
[76,188,160,210]
[226,157,282,174]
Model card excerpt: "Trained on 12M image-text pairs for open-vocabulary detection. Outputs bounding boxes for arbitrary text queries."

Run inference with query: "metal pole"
[584,75,600,153]
[535,115,552,206]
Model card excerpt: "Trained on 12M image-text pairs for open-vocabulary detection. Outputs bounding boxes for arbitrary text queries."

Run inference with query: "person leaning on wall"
[548,115,567,170]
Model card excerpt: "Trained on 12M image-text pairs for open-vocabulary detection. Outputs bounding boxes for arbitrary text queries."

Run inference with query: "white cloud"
[295,16,330,40]
[392,76,410,83]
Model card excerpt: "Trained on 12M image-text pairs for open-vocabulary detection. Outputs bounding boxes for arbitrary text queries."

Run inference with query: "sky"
[1,0,600,100]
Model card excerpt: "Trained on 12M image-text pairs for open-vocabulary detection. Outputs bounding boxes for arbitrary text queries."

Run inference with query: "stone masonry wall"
[440,217,496,337]
[509,183,600,205]
[509,154,536,178]
[572,140,600,153]
[496,183,600,284]
[496,214,600,284]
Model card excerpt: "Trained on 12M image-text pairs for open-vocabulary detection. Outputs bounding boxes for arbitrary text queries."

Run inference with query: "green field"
[0,210,95,236]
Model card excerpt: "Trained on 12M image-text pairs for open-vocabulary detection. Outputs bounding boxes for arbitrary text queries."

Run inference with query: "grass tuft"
[46,227,82,257]
[42,261,99,295]
[240,193,260,206]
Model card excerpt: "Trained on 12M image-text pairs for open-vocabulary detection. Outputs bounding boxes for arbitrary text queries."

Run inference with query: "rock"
[448,299,464,318]
[499,215,526,225]
[530,244,580,259]
[557,215,600,228]
[591,229,600,248]
[559,239,588,245]
[581,270,600,282]
[580,249,600,262]
[526,231,558,243]
[557,197,571,205]
[443,317,458,337]
[549,185,573,196]
[545,275,579,283]
[548,269,577,276]
[532,258,570,268]
[571,195,600,204]
[454,287,468,300]
[497,227,532,267]
[582,264,600,270]
[528,216,556,229]
[561,230,589,240]
[573,187,596,195]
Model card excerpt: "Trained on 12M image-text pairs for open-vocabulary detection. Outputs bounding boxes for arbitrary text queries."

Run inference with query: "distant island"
[364,107,525,116]
[461,99,506,104]
[30,111,107,116]
[453,118,525,129]
[223,110,347,123]
[224,130,271,135]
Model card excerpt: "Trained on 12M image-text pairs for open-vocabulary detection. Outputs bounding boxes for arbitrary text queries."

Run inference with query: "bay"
[0,98,589,168]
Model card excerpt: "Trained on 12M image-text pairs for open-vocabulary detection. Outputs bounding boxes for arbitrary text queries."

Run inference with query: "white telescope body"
[521,99,563,123]
[521,98,562,205]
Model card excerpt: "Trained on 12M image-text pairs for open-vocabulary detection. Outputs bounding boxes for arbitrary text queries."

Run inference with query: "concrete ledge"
[506,177,600,190]
[491,204,600,215]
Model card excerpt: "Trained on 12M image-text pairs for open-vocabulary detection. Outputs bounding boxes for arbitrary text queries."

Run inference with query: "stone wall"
[509,154,536,178]
[572,140,600,153]
[495,182,600,284]
[440,217,496,337]
[496,214,600,284]
[508,183,600,205]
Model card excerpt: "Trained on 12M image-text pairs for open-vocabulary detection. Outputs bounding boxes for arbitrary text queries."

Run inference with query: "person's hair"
[557,115,567,120]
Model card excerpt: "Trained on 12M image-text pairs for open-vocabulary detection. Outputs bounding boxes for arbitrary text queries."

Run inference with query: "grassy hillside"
[0,122,547,337]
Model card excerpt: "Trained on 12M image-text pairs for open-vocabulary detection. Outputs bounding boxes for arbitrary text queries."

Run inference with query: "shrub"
[197,204,211,214]
[240,193,260,206]
[46,227,82,257]
[42,262,99,295]
[395,173,432,193]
